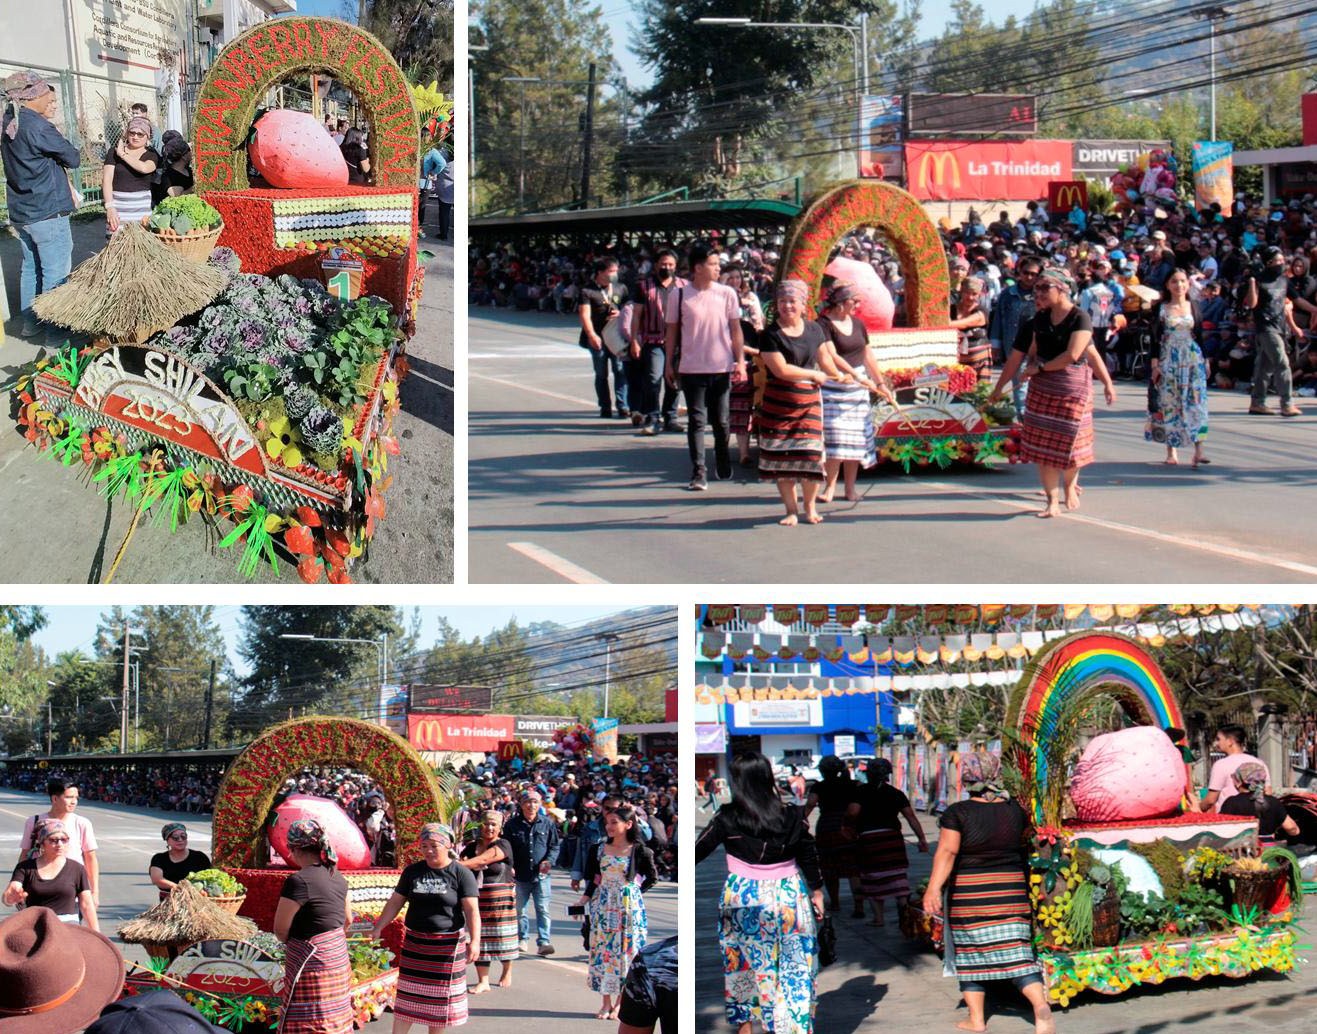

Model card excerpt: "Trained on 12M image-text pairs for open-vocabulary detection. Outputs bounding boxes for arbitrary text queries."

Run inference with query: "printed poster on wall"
[1192,141,1234,211]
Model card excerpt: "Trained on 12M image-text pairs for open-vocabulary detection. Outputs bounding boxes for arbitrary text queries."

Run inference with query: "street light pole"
[279,633,390,722]
[1195,5,1232,142]
[597,632,621,719]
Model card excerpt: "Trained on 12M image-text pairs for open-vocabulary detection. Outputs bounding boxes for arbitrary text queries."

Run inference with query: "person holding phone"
[371,823,479,1033]
[696,752,825,1034]
[574,803,656,1020]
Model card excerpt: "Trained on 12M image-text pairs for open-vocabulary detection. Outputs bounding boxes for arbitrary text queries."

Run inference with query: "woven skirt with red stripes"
[1019,365,1094,469]
[856,828,910,900]
[945,867,1041,982]
[758,377,824,481]
[477,881,519,962]
[282,928,354,1034]
[393,927,469,1026]
[730,376,756,436]
[813,812,859,880]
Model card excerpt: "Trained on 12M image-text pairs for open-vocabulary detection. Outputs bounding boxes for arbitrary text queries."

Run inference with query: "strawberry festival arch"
[194,17,419,192]
[211,716,446,870]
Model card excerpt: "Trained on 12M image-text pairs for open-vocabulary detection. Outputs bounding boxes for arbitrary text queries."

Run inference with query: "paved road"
[693,811,1317,1033]
[470,308,1317,583]
[0,221,453,583]
[0,787,675,1032]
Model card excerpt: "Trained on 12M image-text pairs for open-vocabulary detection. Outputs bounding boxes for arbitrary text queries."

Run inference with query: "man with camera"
[1245,246,1302,416]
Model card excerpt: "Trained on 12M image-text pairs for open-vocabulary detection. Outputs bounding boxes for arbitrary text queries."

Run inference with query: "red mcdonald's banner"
[1048,180,1089,214]
[408,713,515,752]
[904,140,1073,201]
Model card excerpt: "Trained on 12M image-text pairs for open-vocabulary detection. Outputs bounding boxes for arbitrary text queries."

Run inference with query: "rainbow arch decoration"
[779,179,951,326]
[1004,631,1183,825]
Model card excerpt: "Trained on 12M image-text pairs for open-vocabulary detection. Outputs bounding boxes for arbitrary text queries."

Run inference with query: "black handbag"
[817,914,837,967]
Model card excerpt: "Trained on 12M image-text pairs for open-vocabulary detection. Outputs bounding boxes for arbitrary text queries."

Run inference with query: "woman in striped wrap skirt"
[273,819,354,1034]
[372,822,479,1033]
[459,810,518,992]
[854,759,928,927]
[922,753,1054,1034]
[757,279,845,527]
[100,116,159,237]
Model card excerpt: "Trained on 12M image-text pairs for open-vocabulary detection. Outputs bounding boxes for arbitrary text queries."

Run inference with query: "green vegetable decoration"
[183,868,246,897]
[147,195,222,234]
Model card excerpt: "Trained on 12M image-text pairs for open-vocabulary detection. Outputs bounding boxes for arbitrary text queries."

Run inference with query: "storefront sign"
[1072,139,1171,176]
[1276,162,1317,197]
[1192,141,1234,211]
[407,713,514,752]
[835,734,856,756]
[409,684,494,713]
[497,740,524,760]
[736,700,818,726]
[514,715,571,747]
[904,140,1072,201]
[167,939,281,997]
[905,93,1036,138]
[1048,180,1088,215]
[73,345,263,474]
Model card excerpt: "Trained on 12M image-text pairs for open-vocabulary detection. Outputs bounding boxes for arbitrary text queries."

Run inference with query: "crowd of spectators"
[3,762,222,812]
[469,187,1317,398]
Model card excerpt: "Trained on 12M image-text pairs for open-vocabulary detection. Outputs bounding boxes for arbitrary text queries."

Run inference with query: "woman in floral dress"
[576,803,656,1020]
[1145,268,1210,466]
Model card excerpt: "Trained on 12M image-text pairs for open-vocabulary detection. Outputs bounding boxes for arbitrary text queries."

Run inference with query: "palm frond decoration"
[93,450,147,500]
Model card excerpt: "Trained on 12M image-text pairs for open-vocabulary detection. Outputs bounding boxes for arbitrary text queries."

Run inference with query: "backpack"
[24,814,45,860]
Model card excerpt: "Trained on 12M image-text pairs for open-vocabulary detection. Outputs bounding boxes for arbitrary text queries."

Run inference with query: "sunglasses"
[47,837,70,844]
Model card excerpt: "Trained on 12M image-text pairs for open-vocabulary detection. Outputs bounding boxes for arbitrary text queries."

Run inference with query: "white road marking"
[468,352,579,359]
[508,542,610,584]
[471,372,595,408]
[921,479,1317,577]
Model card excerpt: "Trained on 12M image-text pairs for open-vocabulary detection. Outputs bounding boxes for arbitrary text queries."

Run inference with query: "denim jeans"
[515,874,552,945]
[14,215,73,329]
[590,347,628,413]
[680,372,731,475]
[637,344,680,424]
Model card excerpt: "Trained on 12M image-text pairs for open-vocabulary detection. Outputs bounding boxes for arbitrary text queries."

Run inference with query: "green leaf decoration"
[51,421,86,467]
[218,502,279,579]
[93,451,146,501]
[141,466,193,532]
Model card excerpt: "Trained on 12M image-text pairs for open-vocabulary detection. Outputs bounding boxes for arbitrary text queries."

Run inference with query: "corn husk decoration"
[34,224,229,343]
[117,879,258,945]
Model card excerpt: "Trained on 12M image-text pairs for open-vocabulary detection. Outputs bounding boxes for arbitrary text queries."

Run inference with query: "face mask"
[608,272,618,284]
[657,269,673,282]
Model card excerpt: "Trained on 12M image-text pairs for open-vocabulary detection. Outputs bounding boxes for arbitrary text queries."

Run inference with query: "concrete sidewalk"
[694,810,1317,1033]
[0,217,452,583]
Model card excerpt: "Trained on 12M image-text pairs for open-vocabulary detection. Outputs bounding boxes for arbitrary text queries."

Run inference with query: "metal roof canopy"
[470,198,802,242]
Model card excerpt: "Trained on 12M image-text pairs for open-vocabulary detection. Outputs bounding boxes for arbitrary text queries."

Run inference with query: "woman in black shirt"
[150,130,194,207]
[340,128,371,185]
[460,810,517,993]
[274,819,353,1034]
[1219,762,1301,844]
[757,278,845,526]
[148,822,211,901]
[372,822,479,1031]
[854,759,928,927]
[101,116,159,234]
[803,755,861,914]
[989,266,1113,518]
[4,818,98,930]
[696,752,824,1034]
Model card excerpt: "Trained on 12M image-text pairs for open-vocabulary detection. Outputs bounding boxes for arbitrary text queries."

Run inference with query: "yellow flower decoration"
[265,415,305,467]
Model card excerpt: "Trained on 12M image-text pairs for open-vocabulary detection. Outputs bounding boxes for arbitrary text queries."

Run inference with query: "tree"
[358,0,455,90]
[232,606,406,736]
[0,610,49,755]
[43,653,117,754]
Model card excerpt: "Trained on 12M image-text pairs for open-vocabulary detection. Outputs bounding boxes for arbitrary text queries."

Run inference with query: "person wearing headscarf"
[0,69,81,342]
[802,754,862,914]
[854,759,928,927]
[989,264,1115,518]
[150,129,194,206]
[757,279,845,526]
[816,280,896,503]
[1220,762,1301,844]
[372,822,480,1032]
[459,810,517,993]
[274,818,353,1034]
[148,822,210,901]
[101,113,160,235]
[922,753,1053,1034]
[4,818,99,929]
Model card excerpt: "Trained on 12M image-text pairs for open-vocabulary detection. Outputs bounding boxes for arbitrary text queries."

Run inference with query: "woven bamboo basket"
[140,217,224,264]
[1227,866,1287,915]
[142,940,193,961]
[1091,892,1121,947]
[201,892,247,915]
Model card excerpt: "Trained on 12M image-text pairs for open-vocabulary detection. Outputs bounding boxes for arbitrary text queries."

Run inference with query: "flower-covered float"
[13,16,425,582]
[779,180,1021,470]
[118,717,451,1031]
[901,631,1304,1006]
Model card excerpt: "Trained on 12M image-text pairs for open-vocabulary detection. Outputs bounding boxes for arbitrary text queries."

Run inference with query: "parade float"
[117,716,450,1031]
[900,631,1303,1006]
[779,180,1021,470]
[13,16,429,582]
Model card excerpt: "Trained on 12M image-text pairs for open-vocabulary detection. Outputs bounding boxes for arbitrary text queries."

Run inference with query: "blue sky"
[31,606,633,677]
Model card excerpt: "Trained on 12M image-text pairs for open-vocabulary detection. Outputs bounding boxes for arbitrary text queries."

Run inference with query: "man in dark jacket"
[1,71,80,341]
[503,788,561,955]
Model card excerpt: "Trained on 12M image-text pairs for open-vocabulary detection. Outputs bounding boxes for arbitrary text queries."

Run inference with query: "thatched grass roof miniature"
[118,880,258,945]
[34,223,230,343]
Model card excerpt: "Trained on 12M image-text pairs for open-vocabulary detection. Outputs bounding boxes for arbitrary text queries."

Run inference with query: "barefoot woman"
[757,279,843,525]
[990,266,1096,518]
[922,754,1054,1034]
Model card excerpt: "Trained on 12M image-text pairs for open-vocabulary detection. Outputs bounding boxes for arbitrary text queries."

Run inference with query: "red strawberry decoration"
[284,524,316,555]
[297,556,323,583]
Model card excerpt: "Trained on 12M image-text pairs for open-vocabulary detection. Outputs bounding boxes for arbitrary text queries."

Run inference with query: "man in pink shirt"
[663,243,746,491]
[1201,723,1269,813]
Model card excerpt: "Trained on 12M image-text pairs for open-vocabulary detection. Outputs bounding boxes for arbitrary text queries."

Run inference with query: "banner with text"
[592,716,620,763]
[904,140,1072,201]
[1048,180,1089,215]
[858,95,904,180]
[408,713,514,752]
[1192,141,1234,211]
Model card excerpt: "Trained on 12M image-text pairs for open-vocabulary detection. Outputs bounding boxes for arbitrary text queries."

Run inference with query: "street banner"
[903,139,1072,201]
[592,716,620,763]
[695,722,727,753]
[858,94,904,180]
[1192,141,1234,211]
[408,713,514,752]
[1048,180,1089,215]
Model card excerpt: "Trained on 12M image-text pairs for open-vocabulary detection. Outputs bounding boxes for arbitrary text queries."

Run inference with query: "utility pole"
[580,62,597,211]
[47,701,53,755]
[202,658,216,750]
[120,623,131,754]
